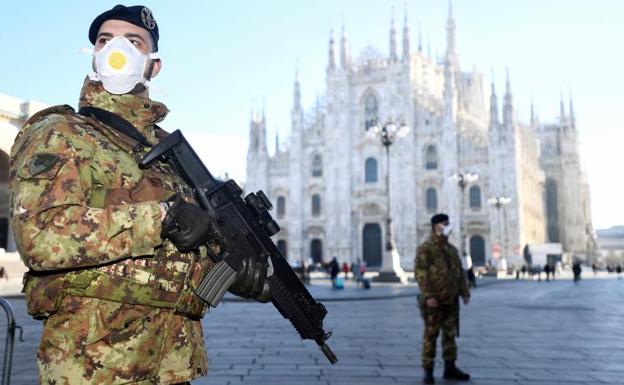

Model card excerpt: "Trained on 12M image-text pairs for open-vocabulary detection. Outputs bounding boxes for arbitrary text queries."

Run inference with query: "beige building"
[0,93,48,252]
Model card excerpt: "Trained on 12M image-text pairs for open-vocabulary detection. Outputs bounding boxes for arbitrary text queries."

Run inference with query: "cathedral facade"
[245,8,594,270]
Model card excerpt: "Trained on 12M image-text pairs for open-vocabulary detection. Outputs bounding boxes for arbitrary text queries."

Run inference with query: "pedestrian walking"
[572,261,582,283]
[467,267,477,288]
[414,213,471,384]
[329,257,340,287]
[521,264,527,279]
[544,264,551,282]
[342,262,350,279]
[616,265,622,279]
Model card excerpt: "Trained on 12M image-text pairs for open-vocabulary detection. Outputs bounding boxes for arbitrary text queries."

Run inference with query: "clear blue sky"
[1,0,622,229]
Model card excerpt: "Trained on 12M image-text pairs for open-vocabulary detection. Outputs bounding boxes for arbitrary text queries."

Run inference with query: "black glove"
[229,256,271,303]
[161,194,213,252]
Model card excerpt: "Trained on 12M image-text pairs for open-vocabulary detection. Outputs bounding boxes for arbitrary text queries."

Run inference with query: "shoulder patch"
[29,153,60,177]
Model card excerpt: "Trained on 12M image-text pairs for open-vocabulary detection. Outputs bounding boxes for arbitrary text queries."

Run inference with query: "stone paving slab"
[3,278,624,384]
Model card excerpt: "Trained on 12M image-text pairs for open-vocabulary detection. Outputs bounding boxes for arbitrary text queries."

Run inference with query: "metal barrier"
[1,298,23,385]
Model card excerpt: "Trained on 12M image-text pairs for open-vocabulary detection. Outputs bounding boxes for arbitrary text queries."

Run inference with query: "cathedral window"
[469,186,482,208]
[312,155,322,177]
[545,178,560,242]
[365,157,378,183]
[364,94,379,130]
[277,196,286,218]
[426,188,438,213]
[425,145,438,170]
[312,194,322,217]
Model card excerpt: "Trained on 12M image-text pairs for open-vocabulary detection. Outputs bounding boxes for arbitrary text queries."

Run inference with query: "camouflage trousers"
[420,301,459,369]
[37,296,208,385]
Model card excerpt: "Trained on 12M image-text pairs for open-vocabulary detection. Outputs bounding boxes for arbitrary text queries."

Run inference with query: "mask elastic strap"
[78,47,94,56]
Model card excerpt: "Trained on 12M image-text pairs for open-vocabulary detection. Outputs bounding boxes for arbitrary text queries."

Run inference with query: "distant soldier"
[414,213,470,384]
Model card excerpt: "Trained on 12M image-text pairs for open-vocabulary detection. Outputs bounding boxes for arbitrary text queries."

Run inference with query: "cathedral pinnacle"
[293,68,301,110]
[490,70,499,128]
[340,20,351,69]
[569,88,576,128]
[503,67,514,126]
[445,0,458,69]
[402,6,410,61]
[389,8,398,62]
[328,29,336,72]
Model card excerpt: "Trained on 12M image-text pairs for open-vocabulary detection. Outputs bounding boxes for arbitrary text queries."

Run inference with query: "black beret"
[431,213,449,226]
[89,5,159,51]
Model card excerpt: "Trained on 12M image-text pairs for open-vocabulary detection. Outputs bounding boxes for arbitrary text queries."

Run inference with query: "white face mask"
[443,223,454,237]
[91,36,159,95]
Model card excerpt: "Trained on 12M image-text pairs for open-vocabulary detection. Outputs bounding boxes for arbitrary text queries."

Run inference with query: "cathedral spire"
[503,67,514,126]
[328,28,336,72]
[559,92,566,122]
[389,8,398,62]
[275,129,280,154]
[293,68,301,111]
[530,96,537,127]
[569,88,576,128]
[490,70,499,128]
[445,0,458,70]
[340,20,351,69]
[402,7,410,61]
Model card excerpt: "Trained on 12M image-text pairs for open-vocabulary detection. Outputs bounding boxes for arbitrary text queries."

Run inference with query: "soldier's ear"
[151,59,161,78]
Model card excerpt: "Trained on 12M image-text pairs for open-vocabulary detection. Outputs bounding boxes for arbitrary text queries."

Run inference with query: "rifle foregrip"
[194,260,237,307]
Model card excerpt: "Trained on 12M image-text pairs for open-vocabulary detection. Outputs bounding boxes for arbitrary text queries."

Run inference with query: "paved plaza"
[2,276,624,384]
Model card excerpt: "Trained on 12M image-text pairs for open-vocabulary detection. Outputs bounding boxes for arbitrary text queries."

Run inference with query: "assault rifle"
[140,130,337,364]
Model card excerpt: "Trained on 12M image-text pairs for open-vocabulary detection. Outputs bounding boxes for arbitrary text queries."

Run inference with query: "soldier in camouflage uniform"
[414,213,471,384]
[9,5,268,385]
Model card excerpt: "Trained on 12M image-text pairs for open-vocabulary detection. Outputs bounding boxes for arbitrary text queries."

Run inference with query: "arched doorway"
[362,223,382,267]
[310,239,323,264]
[470,235,486,266]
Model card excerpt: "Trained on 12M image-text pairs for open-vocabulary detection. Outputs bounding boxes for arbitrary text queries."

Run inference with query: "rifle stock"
[140,130,337,364]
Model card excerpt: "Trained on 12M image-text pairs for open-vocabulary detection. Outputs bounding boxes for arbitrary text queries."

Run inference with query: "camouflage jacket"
[9,79,210,383]
[414,233,470,304]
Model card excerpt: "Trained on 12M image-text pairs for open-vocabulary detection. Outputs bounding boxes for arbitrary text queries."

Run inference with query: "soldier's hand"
[462,295,470,305]
[229,256,271,303]
[426,298,438,308]
[160,194,213,252]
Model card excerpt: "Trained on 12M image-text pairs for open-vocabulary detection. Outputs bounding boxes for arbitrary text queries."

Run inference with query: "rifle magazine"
[194,260,237,307]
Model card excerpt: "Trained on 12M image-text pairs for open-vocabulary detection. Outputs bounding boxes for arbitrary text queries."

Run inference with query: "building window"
[364,94,378,130]
[276,196,286,218]
[469,186,481,208]
[312,155,322,177]
[425,145,437,170]
[365,157,378,183]
[426,188,438,213]
[312,194,321,217]
[545,178,559,242]
[277,239,287,258]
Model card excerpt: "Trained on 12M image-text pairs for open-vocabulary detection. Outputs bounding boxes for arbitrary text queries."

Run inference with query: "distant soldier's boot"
[443,361,470,381]
[423,367,435,384]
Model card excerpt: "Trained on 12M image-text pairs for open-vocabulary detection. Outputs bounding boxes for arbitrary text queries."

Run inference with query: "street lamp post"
[488,195,511,270]
[368,118,409,282]
[450,172,479,260]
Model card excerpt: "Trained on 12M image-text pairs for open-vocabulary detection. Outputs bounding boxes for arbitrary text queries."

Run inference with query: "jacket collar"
[78,78,169,145]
